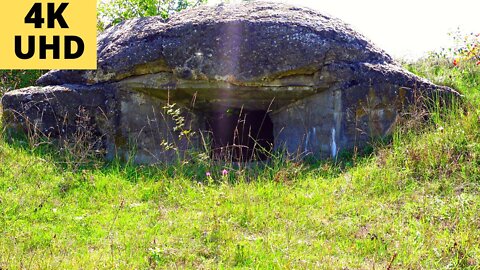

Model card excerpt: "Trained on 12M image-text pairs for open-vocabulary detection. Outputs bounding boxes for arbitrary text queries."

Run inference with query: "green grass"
[1,58,480,269]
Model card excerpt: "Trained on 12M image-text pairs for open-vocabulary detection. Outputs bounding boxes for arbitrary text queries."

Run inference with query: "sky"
[208,0,480,59]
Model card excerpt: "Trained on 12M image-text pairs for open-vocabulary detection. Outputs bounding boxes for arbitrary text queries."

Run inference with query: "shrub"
[0,70,45,95]
[97,0,208,31]
[450,30,480,66]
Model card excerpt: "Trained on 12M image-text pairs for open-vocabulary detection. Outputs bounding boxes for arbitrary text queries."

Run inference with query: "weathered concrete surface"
[2,1,459,163]
[2,85,115,139]
[37,1,391,86]
[116,89,200,163]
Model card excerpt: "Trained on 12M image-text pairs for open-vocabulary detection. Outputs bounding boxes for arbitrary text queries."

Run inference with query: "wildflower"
[206,171,211,177]
[222,169,228,176]
[453,59,458,66]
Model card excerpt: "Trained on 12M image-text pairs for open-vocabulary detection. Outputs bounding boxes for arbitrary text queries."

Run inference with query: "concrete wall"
[114,89,200,164]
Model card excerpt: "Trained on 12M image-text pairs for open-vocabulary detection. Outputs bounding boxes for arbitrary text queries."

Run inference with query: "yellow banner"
[0,0,97,69]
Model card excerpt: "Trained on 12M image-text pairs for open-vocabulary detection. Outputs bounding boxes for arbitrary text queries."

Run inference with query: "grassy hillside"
[0,58,479,269]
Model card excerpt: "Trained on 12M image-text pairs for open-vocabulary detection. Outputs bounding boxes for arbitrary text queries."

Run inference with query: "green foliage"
[0,70,45,94]
[450,30,480,66]
[97,0,208,30]
[428,30,480,68]
[403,50,480,97]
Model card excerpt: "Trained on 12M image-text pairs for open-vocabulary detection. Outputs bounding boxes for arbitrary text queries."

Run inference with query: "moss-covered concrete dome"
[2,1,459,163]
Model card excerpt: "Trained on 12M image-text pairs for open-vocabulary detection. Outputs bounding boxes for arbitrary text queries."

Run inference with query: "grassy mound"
[0,58,479,268]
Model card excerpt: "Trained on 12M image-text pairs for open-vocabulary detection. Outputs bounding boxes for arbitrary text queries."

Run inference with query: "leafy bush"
[97,0,207,30]
[449,30,480,66]
[0,70,45,95]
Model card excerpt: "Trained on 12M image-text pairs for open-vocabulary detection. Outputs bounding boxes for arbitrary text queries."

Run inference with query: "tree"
[97,0,208,31]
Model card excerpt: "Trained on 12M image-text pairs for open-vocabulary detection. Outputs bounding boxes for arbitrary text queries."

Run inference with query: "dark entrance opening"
[206,109,274,162]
